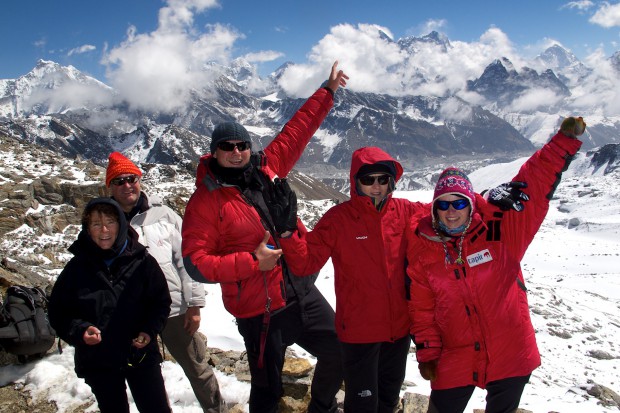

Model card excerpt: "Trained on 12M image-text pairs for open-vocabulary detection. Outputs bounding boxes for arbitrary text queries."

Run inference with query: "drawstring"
[433,218,472,265]
[257,271,272,369]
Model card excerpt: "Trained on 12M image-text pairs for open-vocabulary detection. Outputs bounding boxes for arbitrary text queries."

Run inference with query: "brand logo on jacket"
[357,390,372,397]
[355,236,368,240]
[467,249,493,267]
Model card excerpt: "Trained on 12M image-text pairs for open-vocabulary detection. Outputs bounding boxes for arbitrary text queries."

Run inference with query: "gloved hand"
[267,178,298,234]
[418,360,438,381]
[560,116,586,138]
[483,181,529,212]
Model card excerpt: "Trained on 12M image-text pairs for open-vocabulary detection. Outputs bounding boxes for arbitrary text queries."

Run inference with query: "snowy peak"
[535,44,591,82]
[0,59,113,117]
[536,44,580,69]
[398,31,451,53]
[467,57,569,108]
[589,143,620,174]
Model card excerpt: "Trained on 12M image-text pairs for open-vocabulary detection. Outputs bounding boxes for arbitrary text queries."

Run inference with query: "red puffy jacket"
[181,87,334,318]
[281,147,427,343]
[407,132,582,390]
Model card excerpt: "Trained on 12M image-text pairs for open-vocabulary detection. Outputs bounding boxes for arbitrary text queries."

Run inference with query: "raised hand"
[326,61,349,93]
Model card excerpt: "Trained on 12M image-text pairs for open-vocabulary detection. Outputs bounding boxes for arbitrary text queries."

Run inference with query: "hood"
[195,153,213,187]
[70,197,131,260]
[349,147,404,199]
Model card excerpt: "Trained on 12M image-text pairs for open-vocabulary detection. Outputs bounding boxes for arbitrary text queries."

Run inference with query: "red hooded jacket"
[407,132,582,390]
[280,147,428,343]
[181,87,334,318]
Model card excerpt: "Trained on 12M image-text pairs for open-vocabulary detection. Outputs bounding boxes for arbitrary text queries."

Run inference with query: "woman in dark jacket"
[49,197,172,413]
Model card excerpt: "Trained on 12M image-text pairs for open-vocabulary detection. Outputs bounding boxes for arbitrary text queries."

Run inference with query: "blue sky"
[2,0,620,83]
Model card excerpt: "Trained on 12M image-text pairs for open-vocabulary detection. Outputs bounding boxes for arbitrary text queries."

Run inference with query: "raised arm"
[491,118,584,261]
[265,61,348,176]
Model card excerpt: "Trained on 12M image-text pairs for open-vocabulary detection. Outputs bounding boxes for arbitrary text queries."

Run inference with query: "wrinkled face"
[109,174,141,212]
[87,211,119,250]
[357,173,390,199]
[435,194,471,230]
[214,140,252,168]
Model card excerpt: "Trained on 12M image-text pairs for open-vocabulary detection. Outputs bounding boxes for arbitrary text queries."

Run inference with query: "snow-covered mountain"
[1,32,619,174]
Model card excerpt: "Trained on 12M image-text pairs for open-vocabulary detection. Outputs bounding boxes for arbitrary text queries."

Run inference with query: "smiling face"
[214,140,252,168]
[435,194,471,230]
[87,211,119,250]
[109,174,141,213]
[357,173,390,199]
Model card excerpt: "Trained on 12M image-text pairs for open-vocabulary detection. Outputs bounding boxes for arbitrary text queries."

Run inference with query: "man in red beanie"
[106,151,227,412]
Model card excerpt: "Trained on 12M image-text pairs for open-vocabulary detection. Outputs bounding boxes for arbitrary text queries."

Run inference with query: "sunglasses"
[217,141,251,152]
[110,175,139,186]
[436,199,470,211]
[358,174,391,186]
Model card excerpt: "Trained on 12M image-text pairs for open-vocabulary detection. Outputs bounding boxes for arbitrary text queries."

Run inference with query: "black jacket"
[49,199,171,377]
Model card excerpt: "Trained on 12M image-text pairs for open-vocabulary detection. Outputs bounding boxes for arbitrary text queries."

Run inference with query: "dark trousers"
[237,285,343,413]
[340,335,411,413]
[83,363,171,413]
[428,374,531,413]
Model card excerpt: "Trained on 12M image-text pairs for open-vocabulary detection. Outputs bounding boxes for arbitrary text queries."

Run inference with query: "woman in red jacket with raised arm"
[407,117,585,413]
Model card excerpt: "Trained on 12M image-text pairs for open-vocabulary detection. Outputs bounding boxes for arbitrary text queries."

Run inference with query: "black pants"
[83,363,171,413]
[237,285,343,413]
[340,335,411,413]
[428,374,531,413]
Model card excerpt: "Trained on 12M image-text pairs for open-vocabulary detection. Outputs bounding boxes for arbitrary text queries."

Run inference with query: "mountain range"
[1,31,619,179]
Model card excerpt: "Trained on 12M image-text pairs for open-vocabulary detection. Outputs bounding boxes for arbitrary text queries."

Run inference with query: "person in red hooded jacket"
[182,62,348,413]
[406,117,585,413]
[276,146,525,413]
[278,146,423,412]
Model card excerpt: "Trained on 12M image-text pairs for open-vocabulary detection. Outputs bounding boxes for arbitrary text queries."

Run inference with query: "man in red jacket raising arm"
[182,61,348,413]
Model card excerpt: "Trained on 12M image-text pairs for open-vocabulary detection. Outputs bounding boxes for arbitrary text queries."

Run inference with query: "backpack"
[0,285,56,362]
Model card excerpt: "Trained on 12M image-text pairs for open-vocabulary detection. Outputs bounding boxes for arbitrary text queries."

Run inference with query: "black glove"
[484,181,529,212]
[267,178,298,234]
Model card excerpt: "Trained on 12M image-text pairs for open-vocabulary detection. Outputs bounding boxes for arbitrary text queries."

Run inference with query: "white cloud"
[568,48,620,115]
[67,45,96,56]
[23,82,115,113]
[439,97,472,122]
[590,2,620,27]
[278,24,522,103]
[561,1,594,11]
[101,0,271,112]
[508,88,564,112]
[419,19,448,35]
[243,50,284,63]
[278,23,405,97]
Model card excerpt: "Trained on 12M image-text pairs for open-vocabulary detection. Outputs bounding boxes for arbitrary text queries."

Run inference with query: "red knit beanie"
[432,167,475,221]
[106,152,142,187]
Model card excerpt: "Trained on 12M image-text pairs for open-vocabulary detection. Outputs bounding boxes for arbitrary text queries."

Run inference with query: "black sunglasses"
[436,199,470,211]
[359,174,391,186]
[110,175,139,186]
[217,141,251,152]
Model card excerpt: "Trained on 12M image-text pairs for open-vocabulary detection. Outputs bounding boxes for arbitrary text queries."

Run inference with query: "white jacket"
[129,193,205,317]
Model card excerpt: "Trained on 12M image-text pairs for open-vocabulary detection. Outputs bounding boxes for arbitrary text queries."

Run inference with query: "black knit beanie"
[210,122,252,154]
